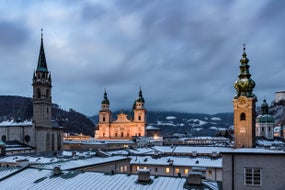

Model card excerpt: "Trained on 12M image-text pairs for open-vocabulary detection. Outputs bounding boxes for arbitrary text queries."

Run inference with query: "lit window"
[136,166,140,171]
[184,169,189,175]
[144,166,147,170]
[175,168,180,173]
[244,168,262,186]
[166,167,170,174]
[120,166,124,172]
[124,165,127,172]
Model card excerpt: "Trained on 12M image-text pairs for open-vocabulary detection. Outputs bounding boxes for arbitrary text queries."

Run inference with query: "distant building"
[95,88,147,140]
[0,32,63,153]
[275,91,285,102]
[233,45,256,148]
[256,99,274,139]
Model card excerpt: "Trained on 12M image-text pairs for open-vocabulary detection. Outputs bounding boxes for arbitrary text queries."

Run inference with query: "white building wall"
[275,91,285,102]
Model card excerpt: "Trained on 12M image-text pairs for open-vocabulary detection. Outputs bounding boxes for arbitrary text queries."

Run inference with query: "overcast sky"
[0,0,284,116]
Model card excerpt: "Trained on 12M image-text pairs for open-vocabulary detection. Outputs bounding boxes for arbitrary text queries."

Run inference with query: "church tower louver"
[233,45,257,148]
[32,30,63,152]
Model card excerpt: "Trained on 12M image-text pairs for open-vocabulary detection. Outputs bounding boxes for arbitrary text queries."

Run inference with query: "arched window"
[57,134,61,151]
[46,89,50,98]
[37,88,41,98]
[240,113,246,121]
[103,117,105,122]
[138,116,141,121]
[1,135,6,142]
[46,133,50,151]
[52,134,55,151]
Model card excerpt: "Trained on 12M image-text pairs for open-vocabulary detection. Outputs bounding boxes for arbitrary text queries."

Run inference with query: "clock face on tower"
[237,96,248,107]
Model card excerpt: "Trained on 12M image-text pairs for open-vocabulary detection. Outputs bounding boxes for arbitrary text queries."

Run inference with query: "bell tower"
[32,30,52,128]
[233,45,257,148]
[133,87,147,137]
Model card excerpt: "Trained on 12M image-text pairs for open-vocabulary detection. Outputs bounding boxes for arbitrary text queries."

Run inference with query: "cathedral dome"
[256,114,274,123]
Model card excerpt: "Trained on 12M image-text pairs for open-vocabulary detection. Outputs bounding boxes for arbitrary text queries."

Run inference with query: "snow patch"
[211,117,221,121]
[165,116,176,120]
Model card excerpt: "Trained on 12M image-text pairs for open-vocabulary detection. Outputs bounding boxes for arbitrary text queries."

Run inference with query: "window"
[184,169,189,175]
[175,168,180,174]
[240,113,246,121]
[115,133,118,137]
[46,89,50,97]
[124,165,127,172]
[1,135,6,142]
[268,127,271,131]
[138,116,141,121]
[120,166,124,173]
[136,166,140,171]
[103,117,105,122]
[165,167,170,174]
[244,168,262,186]
[121,132,124,137]
[25,135,30,142]
[103,133,105,137]
[138,133,141,137]
[155,168,158,172]
[208,170,212,175]
[37,88,41,98]
[262,127,264,132]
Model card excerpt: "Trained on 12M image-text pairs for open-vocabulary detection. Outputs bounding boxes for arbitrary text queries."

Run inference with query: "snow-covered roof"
[0,168,187,190]
[0,156,62,164]
[130,156,222,168]
[0,119,32,127]
[153,146,231,154]
[36,156,130,170]
[221,148,285,154]
[0,167,22,180]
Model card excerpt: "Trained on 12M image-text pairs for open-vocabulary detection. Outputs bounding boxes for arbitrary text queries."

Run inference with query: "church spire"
[101,89,110,105]
[234,44,256,99]
[36,29,48,72]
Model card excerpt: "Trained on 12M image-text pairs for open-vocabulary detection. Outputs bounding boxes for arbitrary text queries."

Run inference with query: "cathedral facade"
[0,32,63,153]
[95,89,147,140]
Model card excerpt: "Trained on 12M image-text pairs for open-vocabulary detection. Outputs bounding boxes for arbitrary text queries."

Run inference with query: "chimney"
[53,166,62,175]
[187,172,202,185]
[137,169,150,182]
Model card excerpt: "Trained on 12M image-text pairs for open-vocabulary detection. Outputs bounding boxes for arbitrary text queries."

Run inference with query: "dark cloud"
[0,21,30,49]
[0,0,284,115]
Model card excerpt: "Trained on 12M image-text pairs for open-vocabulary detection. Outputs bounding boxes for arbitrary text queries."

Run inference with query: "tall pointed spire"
[234,44,256,99]
[36,28,48,72]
